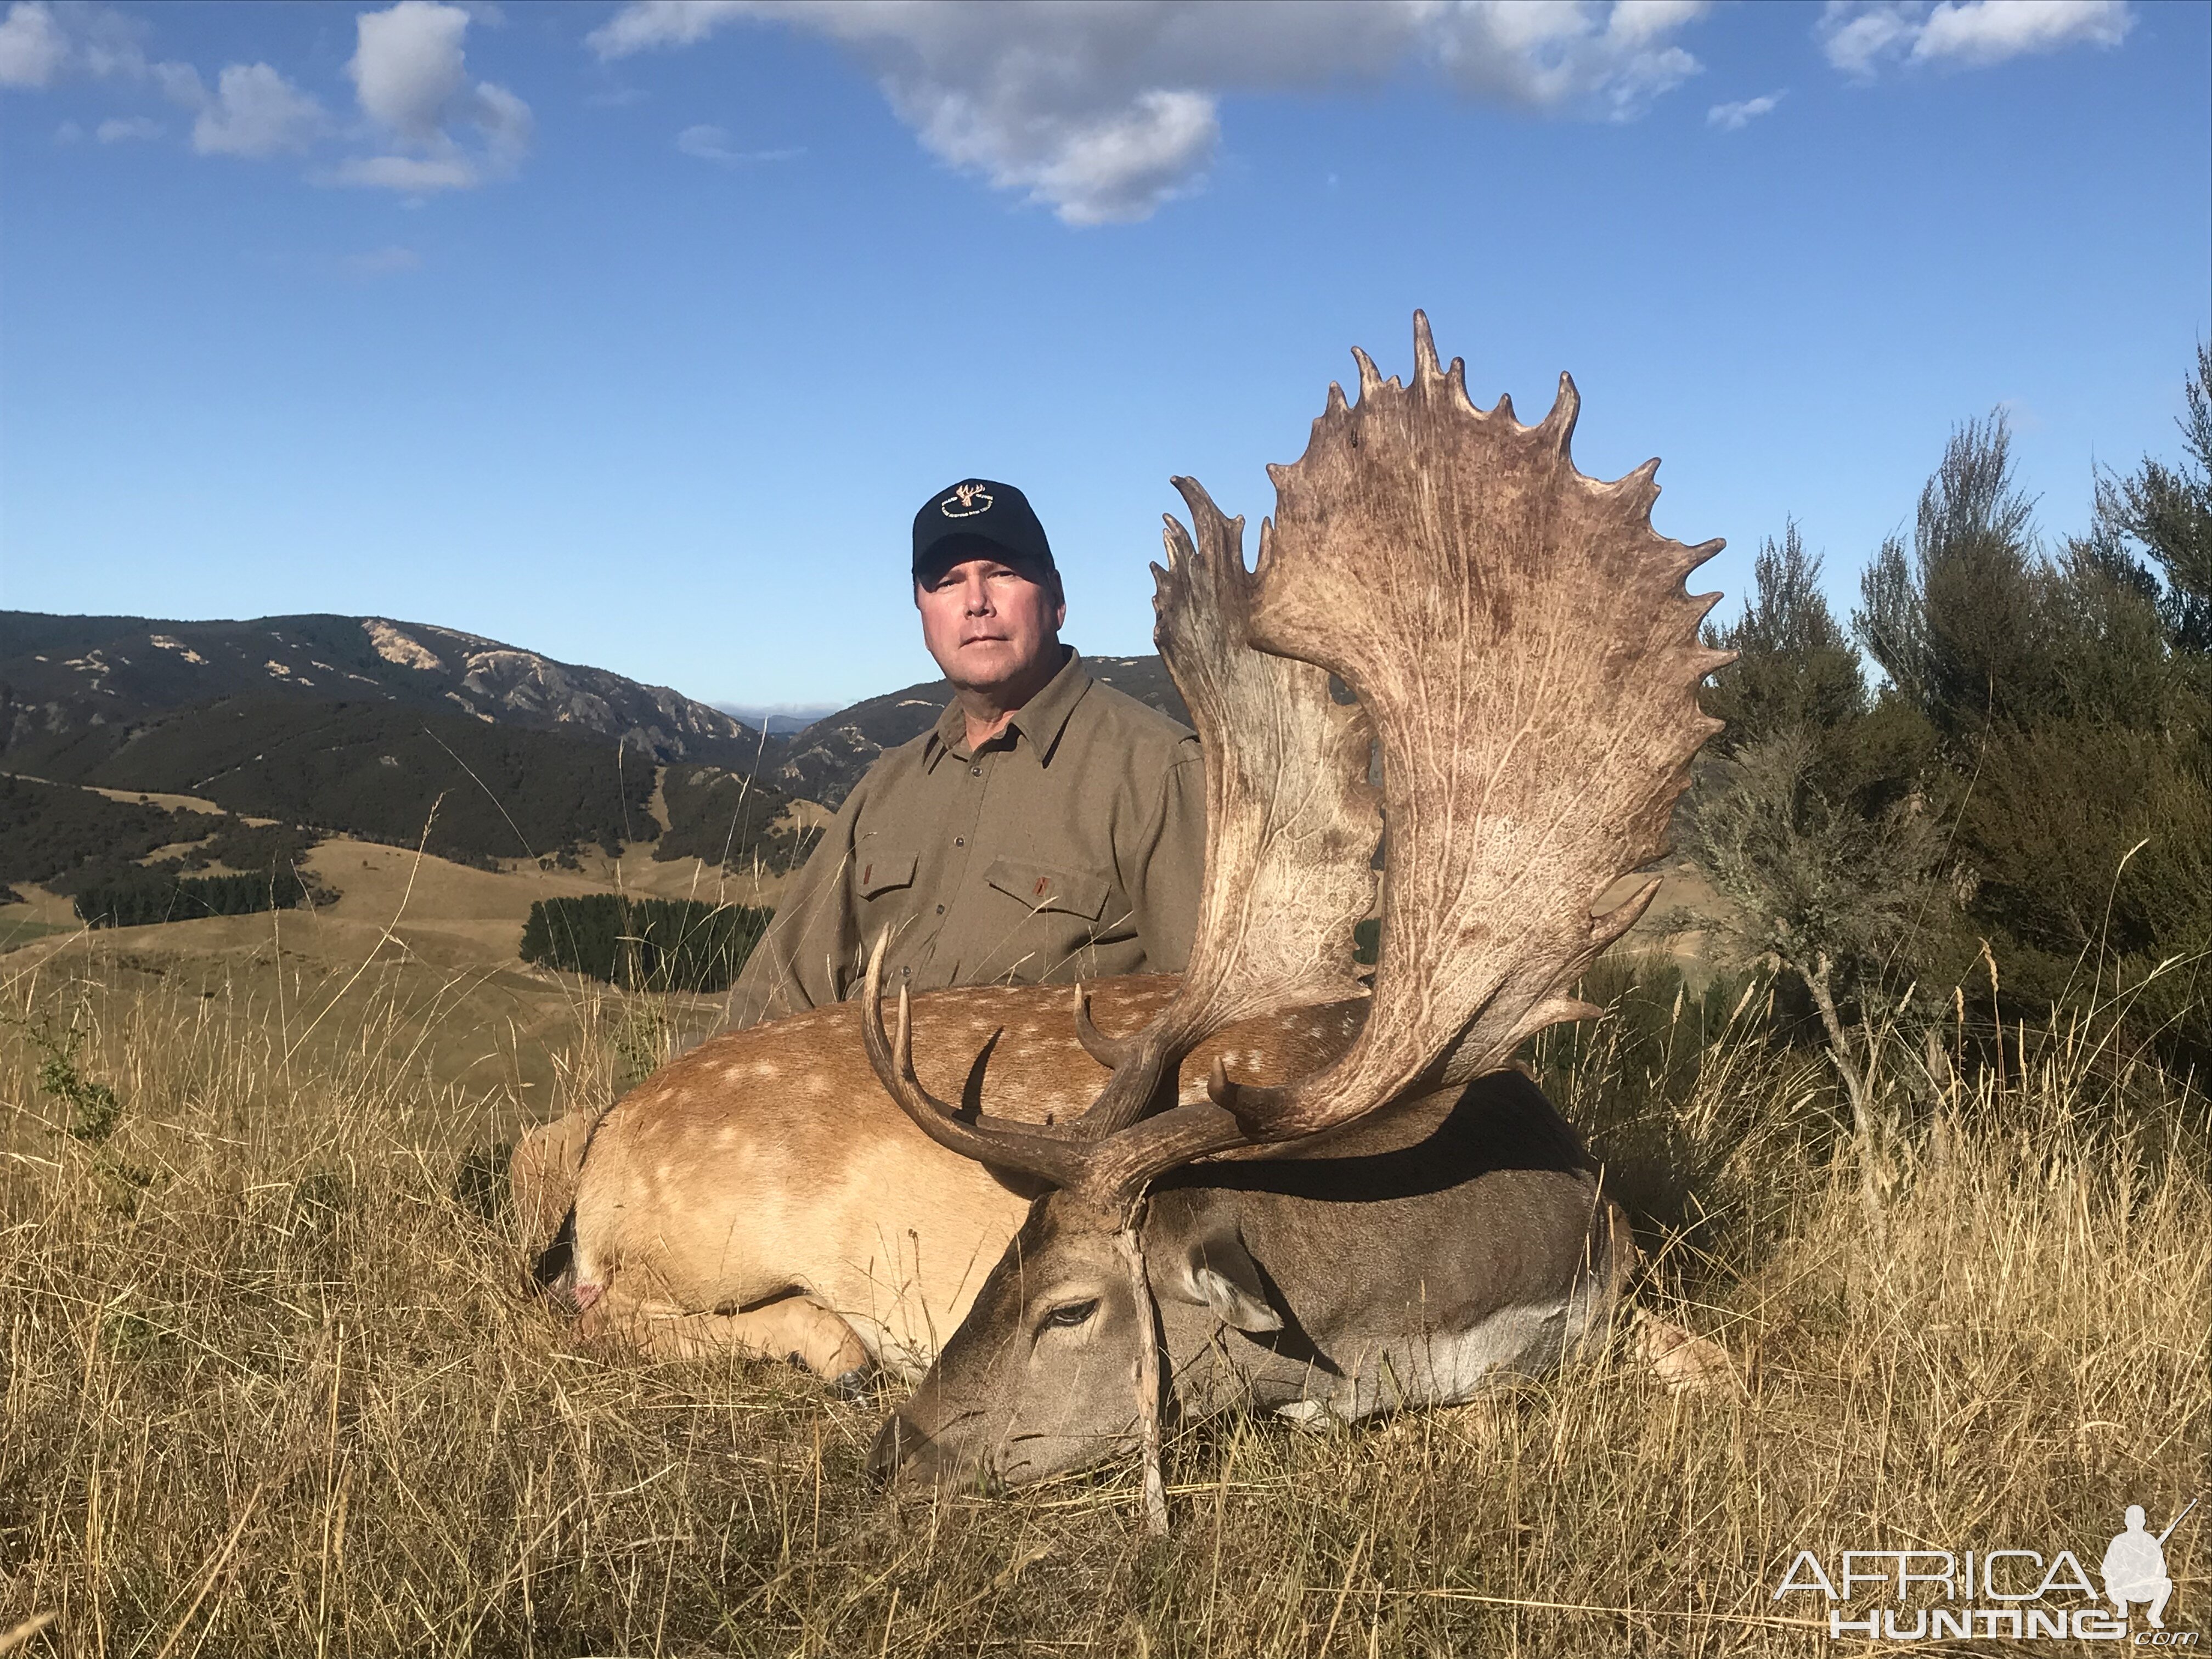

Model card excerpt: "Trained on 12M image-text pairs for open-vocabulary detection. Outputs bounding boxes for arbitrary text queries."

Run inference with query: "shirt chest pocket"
[854,851,917,900]
[983,856,1110,923]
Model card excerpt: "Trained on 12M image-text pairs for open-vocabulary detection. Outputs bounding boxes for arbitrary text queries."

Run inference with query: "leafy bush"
[520,894,772,993]
[1691,357,2212,1081]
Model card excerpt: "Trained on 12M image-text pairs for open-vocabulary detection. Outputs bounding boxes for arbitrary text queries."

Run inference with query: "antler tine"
[858,937,1260,1216]
[1208,313,1728,1141]
[859,932,1090,1189]
[1063,475,1381,1140]
[1071,985,1136,1070]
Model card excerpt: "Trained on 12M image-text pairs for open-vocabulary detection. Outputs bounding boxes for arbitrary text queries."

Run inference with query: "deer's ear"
[1167,1228,1283,1333]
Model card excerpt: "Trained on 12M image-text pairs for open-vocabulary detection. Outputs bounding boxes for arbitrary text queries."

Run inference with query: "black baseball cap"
[912,478,1057,580]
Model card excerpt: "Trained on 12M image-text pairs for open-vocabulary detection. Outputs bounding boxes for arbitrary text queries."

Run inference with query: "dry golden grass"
[1,944,2205,1657]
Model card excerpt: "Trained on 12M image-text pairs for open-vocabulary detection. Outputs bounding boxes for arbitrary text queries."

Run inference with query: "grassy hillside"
[37,698,659,867]
[655,763,821,875]
[0,944,2200,1654]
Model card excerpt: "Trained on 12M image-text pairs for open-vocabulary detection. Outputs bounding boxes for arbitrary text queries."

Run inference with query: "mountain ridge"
[1,610,769,772]
[1,610,1186,865]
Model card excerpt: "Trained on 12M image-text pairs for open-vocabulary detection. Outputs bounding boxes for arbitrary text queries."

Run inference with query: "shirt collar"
[925,647,1092,769]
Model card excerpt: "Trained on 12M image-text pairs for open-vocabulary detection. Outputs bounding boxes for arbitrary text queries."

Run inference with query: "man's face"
[915,555,1066,696]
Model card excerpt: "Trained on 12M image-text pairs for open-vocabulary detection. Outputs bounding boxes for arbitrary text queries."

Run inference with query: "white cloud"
[1707,90,1782,129]
[8,5,327,162]
[589,1,748,58]
[338,0,533,191]
[674,122,799,165]
[1,2,173,90]
[1818,1,2131,77]
[0,1,68,88]
[1914,0,2131,64]
[12,0,533,190]
[190,61,325,157]
[352,0,467,139]
[588,0,1713,225]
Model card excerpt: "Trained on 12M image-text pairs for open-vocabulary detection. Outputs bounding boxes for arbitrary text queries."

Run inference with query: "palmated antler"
[1065,475,1381,1135]
[863,313,1728,1209]
[1214,312,1729,1139]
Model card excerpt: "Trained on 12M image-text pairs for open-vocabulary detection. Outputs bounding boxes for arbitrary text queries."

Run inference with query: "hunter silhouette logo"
[1774,1494,2202,1643]
[940,483,994,518]
[2105,1499,2196,1629]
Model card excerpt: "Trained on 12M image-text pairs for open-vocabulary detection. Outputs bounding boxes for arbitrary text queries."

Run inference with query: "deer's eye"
[1043,1299,1098,1330]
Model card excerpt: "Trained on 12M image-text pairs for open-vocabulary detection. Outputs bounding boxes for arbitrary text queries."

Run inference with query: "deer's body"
[1142,1072,1627,1425]
[551,975,1363,1378]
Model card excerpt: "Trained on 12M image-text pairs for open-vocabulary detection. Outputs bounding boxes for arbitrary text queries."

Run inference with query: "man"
[723,476,1204,1030]
[508,477,1203,1245]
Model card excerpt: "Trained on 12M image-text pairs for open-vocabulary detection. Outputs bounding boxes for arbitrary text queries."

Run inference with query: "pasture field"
[0,928,2205,1657]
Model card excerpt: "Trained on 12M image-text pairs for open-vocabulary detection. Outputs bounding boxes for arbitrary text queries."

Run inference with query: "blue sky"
[3,0,2205,710]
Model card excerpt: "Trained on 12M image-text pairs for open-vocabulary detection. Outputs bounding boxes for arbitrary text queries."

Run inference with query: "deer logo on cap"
[940,483,994,518]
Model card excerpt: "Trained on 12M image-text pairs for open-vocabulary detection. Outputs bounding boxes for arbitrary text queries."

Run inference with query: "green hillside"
[655,764,819,874]
[36,699,656,868]
[0,775,212,890]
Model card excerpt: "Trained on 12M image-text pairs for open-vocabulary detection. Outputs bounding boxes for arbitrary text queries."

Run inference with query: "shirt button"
[970,765,981,776]
[955,837,964,847]
[936,904,945,915]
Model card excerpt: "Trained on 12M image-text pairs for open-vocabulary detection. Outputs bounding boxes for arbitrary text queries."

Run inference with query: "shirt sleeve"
[1126,740,1205,974]
[720,778,868,1032]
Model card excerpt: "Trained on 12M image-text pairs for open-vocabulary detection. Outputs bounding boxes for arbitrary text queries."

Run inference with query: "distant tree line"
[1686,345,2211,1226]
[0,775,206,889]
[0,776,341,927]
[520,895,772,993]
[74,866,318,929]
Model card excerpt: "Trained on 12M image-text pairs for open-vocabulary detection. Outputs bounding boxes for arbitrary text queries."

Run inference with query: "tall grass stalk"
[2,951,2205,1655]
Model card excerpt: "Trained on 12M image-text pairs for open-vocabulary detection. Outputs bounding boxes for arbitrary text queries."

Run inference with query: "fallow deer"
[529,319,1729,1481]
[859,314,1732,1526]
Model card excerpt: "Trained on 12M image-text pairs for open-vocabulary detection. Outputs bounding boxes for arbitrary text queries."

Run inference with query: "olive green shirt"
[723,649,1204,1030]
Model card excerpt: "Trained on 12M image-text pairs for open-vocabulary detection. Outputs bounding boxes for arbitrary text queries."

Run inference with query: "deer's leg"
[509,1108,597,1252]
[579,1285,872,1390]
[1628,1307,1739,1396]
[1596,1198,1740,1397]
